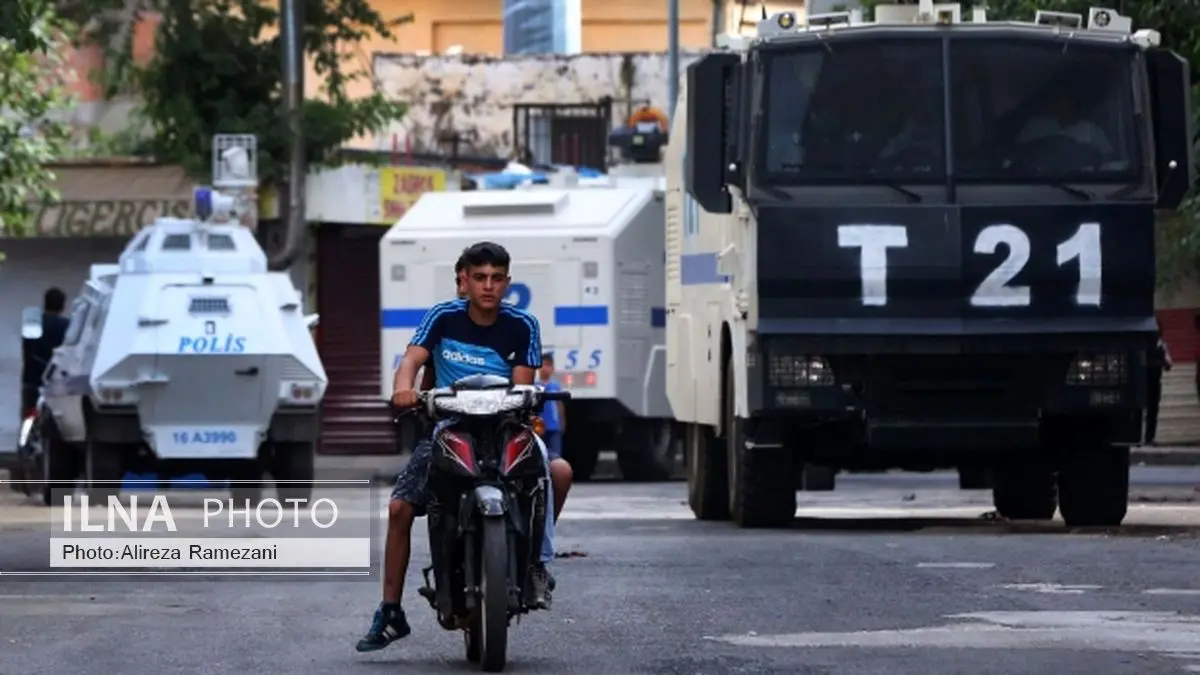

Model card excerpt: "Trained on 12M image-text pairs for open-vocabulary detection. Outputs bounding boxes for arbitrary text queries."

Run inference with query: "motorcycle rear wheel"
[478,517,509,672]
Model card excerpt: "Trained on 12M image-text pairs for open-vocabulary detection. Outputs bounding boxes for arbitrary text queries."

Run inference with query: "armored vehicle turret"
[39,182,327,503]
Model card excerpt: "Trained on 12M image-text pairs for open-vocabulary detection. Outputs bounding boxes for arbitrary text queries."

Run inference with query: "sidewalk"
[1131,445,1200,466]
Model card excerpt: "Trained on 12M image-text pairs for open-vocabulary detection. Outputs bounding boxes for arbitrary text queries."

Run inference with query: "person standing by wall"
[1145,318,1173,446]
[20,288,70,417]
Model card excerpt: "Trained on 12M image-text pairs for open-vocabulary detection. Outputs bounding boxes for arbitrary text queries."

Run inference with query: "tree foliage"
[0,0,74,239]
[65,0,411,186]
[856,0,1200,292]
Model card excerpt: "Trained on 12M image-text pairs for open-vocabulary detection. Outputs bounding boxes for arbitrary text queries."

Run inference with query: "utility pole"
[272,0,306,271]
[667,0,680,122]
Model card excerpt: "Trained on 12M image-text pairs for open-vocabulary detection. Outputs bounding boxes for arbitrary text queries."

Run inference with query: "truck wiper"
[1046,182,1094,201]
[756,183,792,201]
[882,183,922,203]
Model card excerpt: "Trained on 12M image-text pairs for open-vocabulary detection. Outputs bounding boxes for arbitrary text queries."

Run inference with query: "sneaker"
[355,603,411,652]
[531,564,555,610]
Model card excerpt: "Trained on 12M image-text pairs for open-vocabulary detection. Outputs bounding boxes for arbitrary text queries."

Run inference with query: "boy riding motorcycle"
[357,241,571,652]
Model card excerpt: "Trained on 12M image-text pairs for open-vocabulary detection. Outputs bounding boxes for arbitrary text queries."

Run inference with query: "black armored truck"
[663,3,1194,528]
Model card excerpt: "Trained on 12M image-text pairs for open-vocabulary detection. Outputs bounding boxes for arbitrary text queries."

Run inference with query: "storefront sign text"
[32,199,192,237]
[378,167,445,223]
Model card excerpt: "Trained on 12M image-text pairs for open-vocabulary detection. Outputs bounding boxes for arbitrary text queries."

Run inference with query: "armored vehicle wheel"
[41,432,81,506]
[616,420,677,482]
[991,463,1057,520]
[725,360,795,528]
[230,460,265,505]
[271,442,314,501]
[85,439,124,502]
[1057,445,1129,528]
[686,423,728,520]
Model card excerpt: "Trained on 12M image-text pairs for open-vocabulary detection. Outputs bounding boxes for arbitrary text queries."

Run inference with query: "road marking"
[917,562,995,569]
[1145,589,1200,596]
[1000,583,1102,594]
[705,610,1200,654]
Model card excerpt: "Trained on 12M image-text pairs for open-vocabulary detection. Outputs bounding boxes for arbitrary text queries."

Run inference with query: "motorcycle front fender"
[472,485,506,517]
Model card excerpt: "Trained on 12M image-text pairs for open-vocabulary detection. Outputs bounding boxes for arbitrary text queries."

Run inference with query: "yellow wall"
[366,0,718,55]
[314,0,721,99]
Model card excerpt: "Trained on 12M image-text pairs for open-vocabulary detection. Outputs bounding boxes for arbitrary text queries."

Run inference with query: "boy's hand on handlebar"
[392,389,420,408]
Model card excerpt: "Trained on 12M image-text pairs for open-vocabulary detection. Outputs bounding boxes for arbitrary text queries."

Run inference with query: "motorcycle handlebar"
[388,386,571,413]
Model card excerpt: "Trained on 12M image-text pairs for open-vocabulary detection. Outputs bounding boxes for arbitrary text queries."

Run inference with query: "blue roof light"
[194,187,212,220]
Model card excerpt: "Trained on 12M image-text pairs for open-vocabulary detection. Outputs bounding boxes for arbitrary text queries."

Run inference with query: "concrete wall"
[371,50,706,155]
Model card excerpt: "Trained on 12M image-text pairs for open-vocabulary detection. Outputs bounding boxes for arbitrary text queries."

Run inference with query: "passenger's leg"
[548,431,572,521]
[532,435,557,608]
[356,439,433,652]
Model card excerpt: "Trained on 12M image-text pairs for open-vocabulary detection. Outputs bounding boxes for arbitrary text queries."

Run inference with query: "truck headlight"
[281,381,322,405]
[95,383,138,405]
[1065,353,1126,386]
[768,355,835,387]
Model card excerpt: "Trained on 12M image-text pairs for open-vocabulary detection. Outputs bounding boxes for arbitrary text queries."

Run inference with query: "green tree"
[855,0,1200,291]
[64,0,411,191]
[0,0,73,244]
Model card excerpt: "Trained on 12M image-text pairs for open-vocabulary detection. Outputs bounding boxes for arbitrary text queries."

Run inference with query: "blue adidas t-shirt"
[411,299,542,387]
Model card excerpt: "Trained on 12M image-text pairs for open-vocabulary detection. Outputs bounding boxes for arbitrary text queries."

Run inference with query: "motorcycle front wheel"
[477,516,509,672]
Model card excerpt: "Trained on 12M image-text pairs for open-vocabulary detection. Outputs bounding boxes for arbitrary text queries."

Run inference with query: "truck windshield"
[949,39,1141,183]
[757,39,946,184]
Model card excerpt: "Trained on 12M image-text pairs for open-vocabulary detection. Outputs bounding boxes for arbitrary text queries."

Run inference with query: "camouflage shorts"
[390,438,434,516]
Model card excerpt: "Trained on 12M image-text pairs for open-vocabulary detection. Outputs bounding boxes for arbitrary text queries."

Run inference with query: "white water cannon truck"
[37,136,327,503]
[668,4,1193,528]
[380,114,681,481]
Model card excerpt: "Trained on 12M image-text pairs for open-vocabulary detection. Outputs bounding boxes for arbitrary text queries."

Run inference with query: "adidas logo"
[442,349,486,366]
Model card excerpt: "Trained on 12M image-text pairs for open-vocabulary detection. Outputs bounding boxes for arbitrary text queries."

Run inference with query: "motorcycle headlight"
[434,391,527,416]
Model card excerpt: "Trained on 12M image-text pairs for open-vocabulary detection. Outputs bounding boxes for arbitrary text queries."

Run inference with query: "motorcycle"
[403,374,569,673]
[12,398,48,502]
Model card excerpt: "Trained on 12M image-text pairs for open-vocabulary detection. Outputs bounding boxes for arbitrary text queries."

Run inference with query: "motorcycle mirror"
[20,306,43,339]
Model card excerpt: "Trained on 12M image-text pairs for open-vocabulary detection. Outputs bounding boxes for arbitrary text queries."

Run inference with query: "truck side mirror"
[20,306,43,340]
[685,52,743,215]
[1146,48,1194,210]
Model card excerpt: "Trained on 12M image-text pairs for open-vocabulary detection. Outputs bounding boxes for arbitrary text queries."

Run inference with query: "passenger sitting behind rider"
[357,241,560,652]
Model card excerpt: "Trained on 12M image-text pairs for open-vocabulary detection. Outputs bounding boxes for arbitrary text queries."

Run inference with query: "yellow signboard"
[378,166,446,223]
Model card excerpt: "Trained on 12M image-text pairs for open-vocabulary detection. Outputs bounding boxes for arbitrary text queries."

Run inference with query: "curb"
[1131,449,1200,466]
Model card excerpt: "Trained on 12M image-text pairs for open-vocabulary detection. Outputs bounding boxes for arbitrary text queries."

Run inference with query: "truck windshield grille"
[189,297,230,314]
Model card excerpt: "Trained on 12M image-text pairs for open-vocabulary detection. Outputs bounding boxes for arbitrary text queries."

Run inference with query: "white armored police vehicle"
[668,4,1194,528]
[38,138,327,503]
[380,120,678,481]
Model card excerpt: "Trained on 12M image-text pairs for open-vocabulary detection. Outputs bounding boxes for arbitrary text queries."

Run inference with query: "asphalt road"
[2,471,1200,674]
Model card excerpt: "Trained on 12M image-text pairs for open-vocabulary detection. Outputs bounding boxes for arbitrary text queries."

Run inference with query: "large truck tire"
[958,466,991,490]
[40,420,81,506]
[686,422,728,520]
[85,438,124,502]
[1058,444,1129,527]
[616,420,677,482]
[991,462,1057,520]
[230,458,265,505]
[725,360,795,528]
[800,464,836,491]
